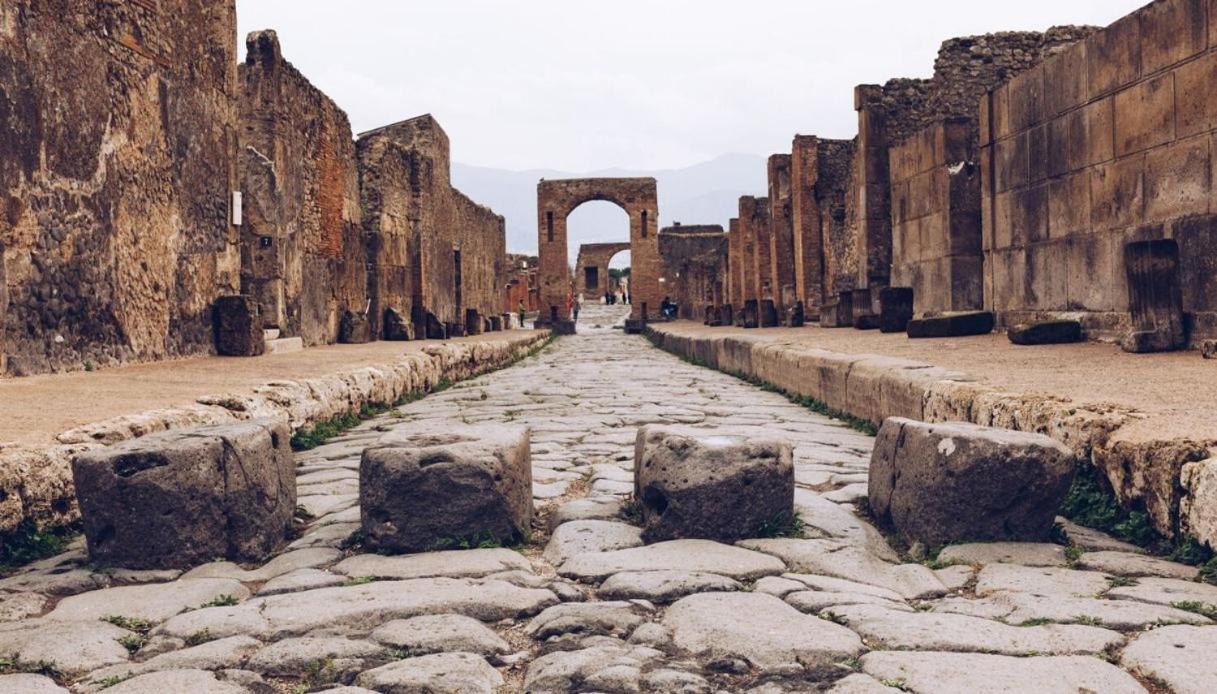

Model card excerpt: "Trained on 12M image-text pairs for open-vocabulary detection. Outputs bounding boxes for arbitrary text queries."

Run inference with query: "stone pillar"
[855,85,892,291]
[742,197,773,303]
[767,154,796,315]
[1122,239,1186,353]
[791,135,824,316]
[537,204,569,325]
[0,241,6,374]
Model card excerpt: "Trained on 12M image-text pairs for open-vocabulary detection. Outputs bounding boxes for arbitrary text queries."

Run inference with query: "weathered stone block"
[634,426,793,544]
[465,309,484,336]
[719,305,734,327]
[553,320,579,335]
[907,312,996,338]
[759,300,778,328]
[878,288,914,333]
[339,311,372,344]
[72,419,295,569]
[741,300,760,329]
[360,427,533,553]
[1113,73,1175,158]
[821,292,854,328]
[488,315,503,332]
[704,306,721,326]
[383,308,414,341]
[868,418,1076,546]
[1122,239,1186,352]
[424,313,447,340]
[214,296,264,357]
[446,322,467,338]
[1008,319,1085,345]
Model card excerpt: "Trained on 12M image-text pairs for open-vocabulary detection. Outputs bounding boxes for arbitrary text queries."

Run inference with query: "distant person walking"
[575,293,584,321]
[517,299,526,328]
[565,291,574,322]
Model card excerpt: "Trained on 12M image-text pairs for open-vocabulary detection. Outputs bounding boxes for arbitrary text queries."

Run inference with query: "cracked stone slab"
[1106,576,1217,608]
[973,563,1110,598]
[332,548,531,580]
[787,590,911,614]
[597,570,742,603]
[0,592,47,621]
[154,578,558,640]
[523,643,664,693]
[826,604,1123,655]
[256,569,347,596]
[80,636,262,690]
[859,651,1145,694]
[97,669,247,694]
[739,539,945,599]
[181,548,341,583]
[1120,625,1217,694]
[548,497,623,528]
[543,520,643,567]
[936,542,1067,567]
[936,591,1211,629]
[1074,551,1200,579]
[0,620,131,675]
[245,636,384,676]
[558,539,785,582]
[370,614,510,657]
[44,578,250,624]
[663,592,863,675]
[0,674,68,693]
[525,601,650,640]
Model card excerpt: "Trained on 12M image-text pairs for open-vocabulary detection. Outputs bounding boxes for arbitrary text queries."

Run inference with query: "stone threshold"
[0,332,552,541]
[644,324,1217,551]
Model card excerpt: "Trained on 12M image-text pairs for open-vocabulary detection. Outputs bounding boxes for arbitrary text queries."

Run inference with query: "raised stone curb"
[0,332,550,537]
[645,325,1217,547]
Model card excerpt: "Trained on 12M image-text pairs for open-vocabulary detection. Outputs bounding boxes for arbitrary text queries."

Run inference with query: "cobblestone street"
[1,304,1213,693]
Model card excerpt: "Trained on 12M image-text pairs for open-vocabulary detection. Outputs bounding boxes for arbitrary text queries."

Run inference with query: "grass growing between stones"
[642,332,878,436]
[1061,463,1217,584]
[0,520,81,575]
[0,657,63,683]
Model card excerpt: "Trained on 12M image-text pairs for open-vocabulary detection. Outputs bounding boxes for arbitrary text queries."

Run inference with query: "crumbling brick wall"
[358,115,506,336]
[767,155,797,312]
[982,0,1217,343]
[726,218,741,307]
[239,30,367,346]
[659,225,726,319]
[504,254,539,314]
[825,140,860,303]
[0,0,240,375]
[792,136,854,314]
[740,197,772,303]
[890,118,984,315]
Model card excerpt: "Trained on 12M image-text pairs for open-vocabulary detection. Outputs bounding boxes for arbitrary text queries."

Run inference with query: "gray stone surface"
[634,425,794,542]
[868,418,1075,546]
[0,620,131,675]
[0,674,68,693]
[72,418,294,569]
[356,652,503,693]
[739,540,946,599]
[46,578,249,623]
[936,542,1067,567]
[597,570,742,602]
[99,669,246,694]
[1121,625,1217,694]
[333,548,531,580]
[543,520,643,567]
[1075,550,1200,579]
[663,592,864,674]
[370,614,510,656]
[525,601,650,639]
[359,426,534,553]
[245,636,384,676]
[559,539,786,582]
[860,651,1145,694]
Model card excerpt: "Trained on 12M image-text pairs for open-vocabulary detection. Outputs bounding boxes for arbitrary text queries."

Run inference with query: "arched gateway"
[537,178,659,332]
[575,242,631,299]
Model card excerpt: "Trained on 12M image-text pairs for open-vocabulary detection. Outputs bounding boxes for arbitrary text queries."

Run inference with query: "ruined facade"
[358,116,506,338]
[766,156,796,313]
[739,196,771,306]
[504,254,540,315]
[537,178,659,324]
[982,0,1217,343]
[1,0,241,375]
[239,31,366,346]
[658,225,727,320]
[574,243,631,301]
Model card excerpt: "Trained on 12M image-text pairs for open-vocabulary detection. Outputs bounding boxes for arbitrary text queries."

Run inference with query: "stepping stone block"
[465,309,484,336]
[878,287,914,334]
[821,292,854,328]
[339,310,371,344]
[1122,239,1186,353]
[741,300,760,329]
[213,295,264,357]
[868,418,1075,547]
[72,418,295,569]
[1008,319,1083,345]
[634,426,793,543]
[759,300,779,328]
[383,308,414,341]
[360,426,533,553]
[906,311,995,338]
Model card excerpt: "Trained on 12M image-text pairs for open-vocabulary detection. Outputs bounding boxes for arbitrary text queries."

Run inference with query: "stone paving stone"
[0,620,131,676]
[525,601,651,640]
[245,636,384,676]
[99,669,247,694]
[332,548,531,580]
[597,570,742,603]
[1075,550,1200,579]
[0,674,68,693]
[828,604,1124,655]
[356,652,503,693]
[859,651,1146,694]
[558,539,786,582]
[255,568,347,596]
[936,542,1068,567]
[1106,575,1217,607]
[1120,625,1217,694]
[663,592,864,675]
[548,497,623,527]
[370,615,510,657]
[974,563,1112,598]
[739,539,946,599]
[82,636,262,687]
[182,548,341,583]
[786,590,911,613]
[0,592,47,621]
[523,643,664,693]
[937,591,1211,629]
[543,520,643,567]
[45,577,249,623]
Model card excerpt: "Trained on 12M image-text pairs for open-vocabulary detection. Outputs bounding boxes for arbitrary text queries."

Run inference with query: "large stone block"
[1008,319,1084,345]
[1122,239,1186,352]
[214,295,264,357]
[383,308,415,341]
[72,419,295,569]
[868,418,1076,547]
[360,427,533,553]
[759,300,779,328]
[634,426,793,544]
[820,292,854,328]
[339,310,372,344]
[878,287,914,333]
[906,311,996,338]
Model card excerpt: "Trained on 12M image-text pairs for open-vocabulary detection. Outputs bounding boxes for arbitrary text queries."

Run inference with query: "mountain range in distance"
[451,153,768,257]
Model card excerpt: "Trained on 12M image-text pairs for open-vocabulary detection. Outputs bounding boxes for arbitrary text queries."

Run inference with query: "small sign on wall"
[232,191,243,226]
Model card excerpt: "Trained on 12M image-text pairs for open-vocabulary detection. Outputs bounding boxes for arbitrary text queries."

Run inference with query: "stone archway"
[537,178,659,330]
[575,242,631,301]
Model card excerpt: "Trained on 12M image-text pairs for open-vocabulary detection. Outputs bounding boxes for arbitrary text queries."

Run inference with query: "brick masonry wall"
[741,196,772,303]
[575,242,631,301]
[981,0,1217,341]
[726,218,740,307]
[890,118,985,315]
[0,0,241,375]
[767,155,797,312]
[240,31,367,346]
[659,225,727,319]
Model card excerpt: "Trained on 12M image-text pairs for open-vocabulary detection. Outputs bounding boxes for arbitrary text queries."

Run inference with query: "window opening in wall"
[546,212,554,242]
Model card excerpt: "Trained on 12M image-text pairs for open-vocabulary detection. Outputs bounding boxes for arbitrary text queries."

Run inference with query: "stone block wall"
[767,155,797,312]
[358,116,506,337]
[504,254,539,314]
[658,225,727,319]
[792,136,855,314]
[0,0,241,375]
[575,242,631,301]
[890,117,984,315]
[981,0,1217,342]
[726,218,741,307]
[740,196,772,303]
[239,30,367,346]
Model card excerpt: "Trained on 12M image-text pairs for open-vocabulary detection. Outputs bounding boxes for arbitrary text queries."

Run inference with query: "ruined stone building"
[0,2,509,375]
[358,116,507,340]
[575,242,631,301]
[658,224,727,320]
[504,254,540,315]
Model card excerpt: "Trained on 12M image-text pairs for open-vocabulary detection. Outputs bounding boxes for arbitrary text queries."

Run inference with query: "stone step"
[265,337,304,355]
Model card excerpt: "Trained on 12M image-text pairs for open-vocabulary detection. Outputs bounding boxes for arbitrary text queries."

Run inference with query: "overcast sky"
[237,0,1147,173]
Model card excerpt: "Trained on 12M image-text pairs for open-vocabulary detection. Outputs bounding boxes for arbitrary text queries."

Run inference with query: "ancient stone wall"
[0,0,241,375]
[358,115,506,336]
[982,0,1217,342]
[504,254,539,314]
[821,140,858,303]
[766,156,796,312]
[575,243,631,301]
[658,225,726,319]
[741,197,773,302]
[890,118,984,315]
[239,30,367,346]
